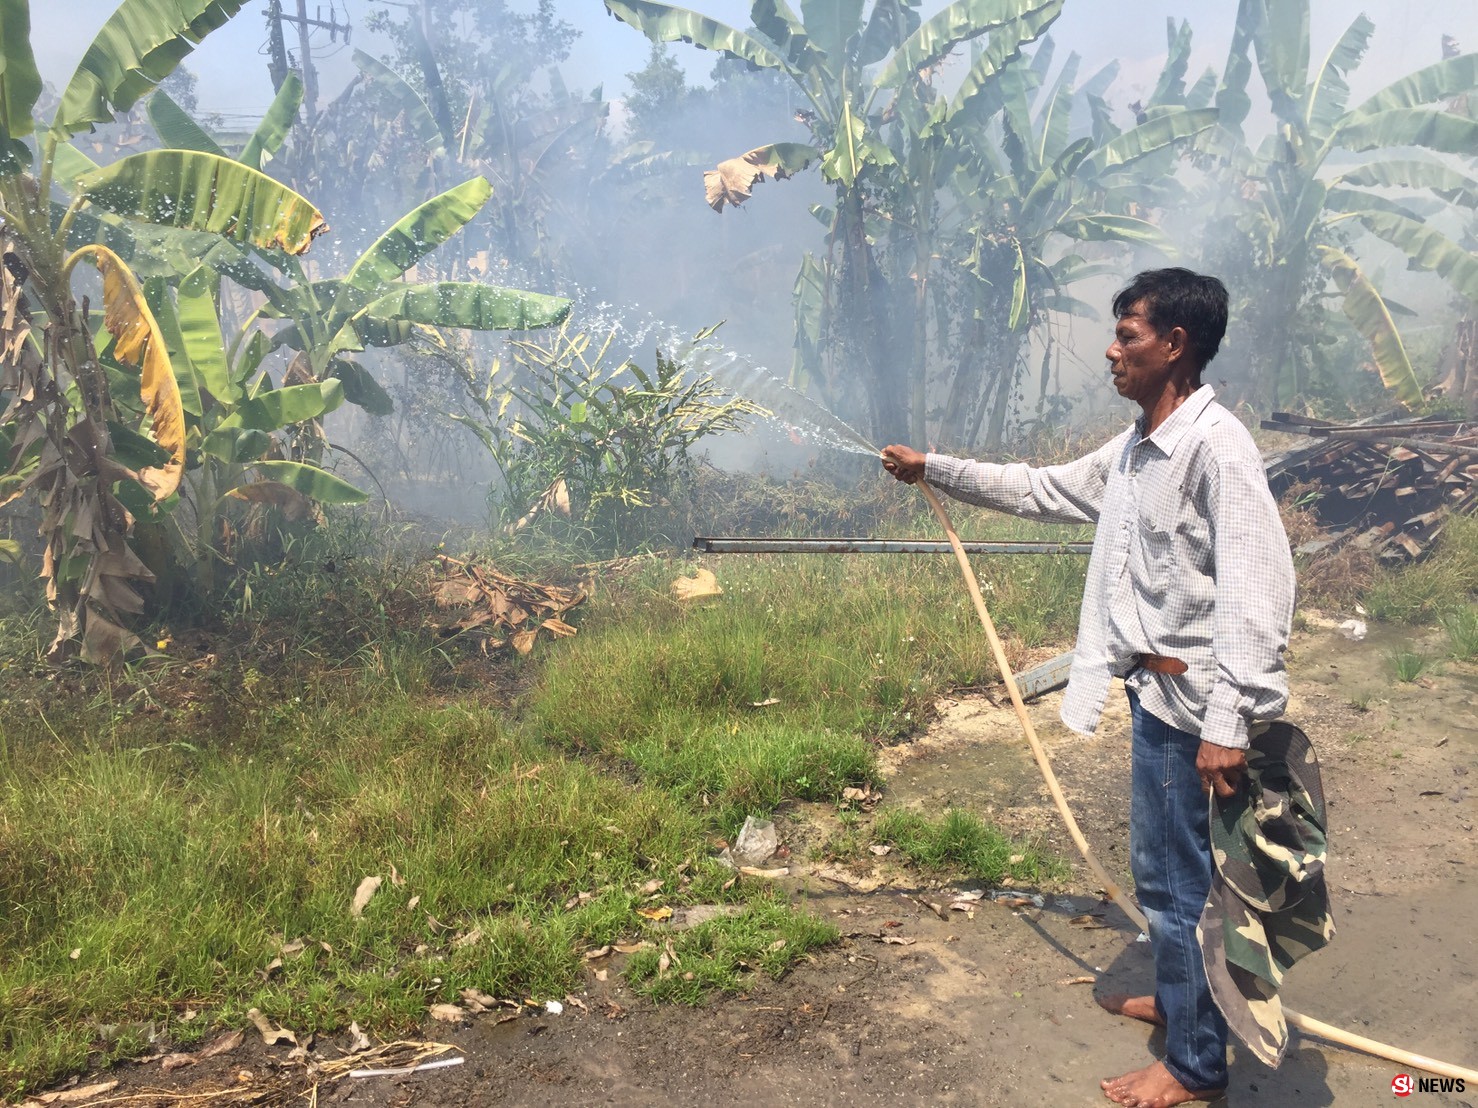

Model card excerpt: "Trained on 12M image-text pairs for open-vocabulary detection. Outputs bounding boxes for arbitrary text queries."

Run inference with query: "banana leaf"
[146,90,225,156]
[141,275,204,417]
[216,380,344,433]
[351,50,445,154]
[1256,0,1309,120]
[341,178,493,293]
[0,0,42,168]
[1301,13,1372,137]
[78,149,326,255]
[1349,53,1478,118]
[1082,108,1216,175]
[1213,0,1258,136]
[1148,18,1192,107]
[201,426,271,463]
[856,0,921,67]
[1035,52,1080,164]
[250,460,367,504]
[1335,109,1478,158]
[877,0,1059,88]
[52,141,100,184]
[1007,240,1028,331]
[1185,67,1217,110]
[351,284,573,338]
[820,103,892,186]
[603,2,787,72]
[1349,209,1478,301]
[798,0,863,63]
[328,357,393,417]
[239,72,303,170]
[106,421,174,470]
[1056,213,1179,258]
[1020,137,1090,230]
[65,245,186,499]
[752,0,817,68]
[1316,244,1420,408]
[945,0,1061,128]
[56,0,250,138]
[1337,159,1478,208]
[176,266,234,403]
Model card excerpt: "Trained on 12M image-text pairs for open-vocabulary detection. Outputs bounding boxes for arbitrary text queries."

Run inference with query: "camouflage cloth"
[1196,720,1335,1066]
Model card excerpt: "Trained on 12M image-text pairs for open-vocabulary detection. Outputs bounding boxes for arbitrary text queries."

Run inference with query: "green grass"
[0,503,1085,1095]
[1386,648,1434,683]
[871,808,1067,886]
[1363,515,1478,624]
[1441,605,1478,661]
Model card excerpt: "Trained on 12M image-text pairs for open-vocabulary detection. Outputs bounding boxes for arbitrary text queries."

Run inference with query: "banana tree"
[930,40,1216,448]
[1195,0,1478,407]
[238,176,574,412]
[606,0,1080,442]
[0,0,333,661]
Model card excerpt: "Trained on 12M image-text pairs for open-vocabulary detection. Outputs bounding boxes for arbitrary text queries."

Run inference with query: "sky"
[29,1,1478,127]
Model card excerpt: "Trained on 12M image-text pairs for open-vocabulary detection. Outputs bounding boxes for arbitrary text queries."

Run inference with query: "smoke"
[36,0,1478,527]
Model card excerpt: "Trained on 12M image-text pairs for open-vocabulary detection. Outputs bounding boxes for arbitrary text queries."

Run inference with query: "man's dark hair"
[1112,268,1229,374]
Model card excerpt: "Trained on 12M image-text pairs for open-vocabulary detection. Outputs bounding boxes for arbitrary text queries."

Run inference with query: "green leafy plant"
[0,0,331,660]
[454,326,759,552]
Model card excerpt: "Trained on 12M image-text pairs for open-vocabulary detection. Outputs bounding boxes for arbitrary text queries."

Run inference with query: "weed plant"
[871,808,1066,886]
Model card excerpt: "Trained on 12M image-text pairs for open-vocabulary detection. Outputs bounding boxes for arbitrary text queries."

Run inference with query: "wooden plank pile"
[1262,413,1477,562]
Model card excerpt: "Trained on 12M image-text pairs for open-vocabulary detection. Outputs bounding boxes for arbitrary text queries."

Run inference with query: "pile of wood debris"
[433,554,584,654]
[1264,412,1476,561]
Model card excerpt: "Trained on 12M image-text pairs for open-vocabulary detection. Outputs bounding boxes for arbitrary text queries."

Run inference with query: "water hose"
[915,478,1478,1084]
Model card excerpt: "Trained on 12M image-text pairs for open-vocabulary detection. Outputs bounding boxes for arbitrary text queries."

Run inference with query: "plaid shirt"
[925,385,1293,749]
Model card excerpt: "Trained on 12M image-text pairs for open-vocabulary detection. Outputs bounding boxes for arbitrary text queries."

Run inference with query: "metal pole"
[693,536,1093,555]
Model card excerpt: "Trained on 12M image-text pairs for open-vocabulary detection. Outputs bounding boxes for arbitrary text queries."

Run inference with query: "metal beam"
[693,537,1092,555]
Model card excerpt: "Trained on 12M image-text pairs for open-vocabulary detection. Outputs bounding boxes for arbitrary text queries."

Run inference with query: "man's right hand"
[881,445,926,483]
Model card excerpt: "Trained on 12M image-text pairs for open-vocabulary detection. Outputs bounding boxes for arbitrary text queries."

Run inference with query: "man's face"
[1105,303,1180,406]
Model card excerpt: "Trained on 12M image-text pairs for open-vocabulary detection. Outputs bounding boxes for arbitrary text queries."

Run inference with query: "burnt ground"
[28,619,1478,1107]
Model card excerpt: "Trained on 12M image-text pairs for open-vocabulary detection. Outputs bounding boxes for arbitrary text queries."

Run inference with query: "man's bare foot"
[1100,1060,1222,1107]
[1096,994,1166,1027]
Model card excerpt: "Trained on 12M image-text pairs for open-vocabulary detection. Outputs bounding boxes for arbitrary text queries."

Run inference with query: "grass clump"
[625,896,837,1003]
[872,808,1065,886]
[1386,648,1434,683]
[1441,605,1478,660]
[1363,515,1478,624]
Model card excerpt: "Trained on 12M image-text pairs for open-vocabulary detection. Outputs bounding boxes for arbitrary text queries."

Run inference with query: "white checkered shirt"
[925,385,1293,749]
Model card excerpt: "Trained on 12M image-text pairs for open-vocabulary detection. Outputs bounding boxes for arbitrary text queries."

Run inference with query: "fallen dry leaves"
[435,555,584,654]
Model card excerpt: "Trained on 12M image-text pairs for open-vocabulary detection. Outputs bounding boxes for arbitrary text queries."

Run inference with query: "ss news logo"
[1393,1073,1467,1097]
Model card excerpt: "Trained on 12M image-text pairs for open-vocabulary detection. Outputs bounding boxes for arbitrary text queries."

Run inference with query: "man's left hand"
[1196,741,1246,798]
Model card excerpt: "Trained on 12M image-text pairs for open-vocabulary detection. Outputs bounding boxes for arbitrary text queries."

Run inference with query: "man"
[882,268,1295,1108]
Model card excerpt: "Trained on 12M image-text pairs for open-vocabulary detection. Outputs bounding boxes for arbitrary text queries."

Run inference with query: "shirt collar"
[1133,383,1216,457]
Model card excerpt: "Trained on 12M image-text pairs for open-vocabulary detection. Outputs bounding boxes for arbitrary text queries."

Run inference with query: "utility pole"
[263,1,353,120]
[265,0,290,93]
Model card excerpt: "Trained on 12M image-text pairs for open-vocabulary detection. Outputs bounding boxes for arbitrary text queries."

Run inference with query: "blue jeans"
[1129,689,1229,1091]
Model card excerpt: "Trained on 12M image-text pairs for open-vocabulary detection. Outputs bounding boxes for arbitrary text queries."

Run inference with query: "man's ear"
[1166,325,1190,365]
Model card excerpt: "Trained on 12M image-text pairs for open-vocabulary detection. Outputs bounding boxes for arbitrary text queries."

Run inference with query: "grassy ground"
[0,497,1081,1096]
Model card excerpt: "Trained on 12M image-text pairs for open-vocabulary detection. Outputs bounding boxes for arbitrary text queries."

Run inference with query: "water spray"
[694,358,1477,1082]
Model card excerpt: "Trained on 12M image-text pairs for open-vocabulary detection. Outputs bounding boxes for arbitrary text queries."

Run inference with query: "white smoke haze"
[28,1,1478,522]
